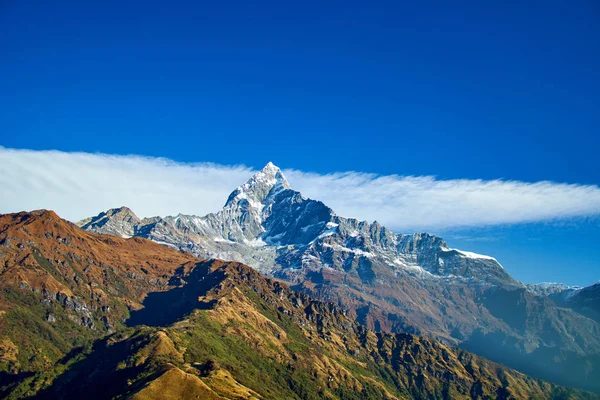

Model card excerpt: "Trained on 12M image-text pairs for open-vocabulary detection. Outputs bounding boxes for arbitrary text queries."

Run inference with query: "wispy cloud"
[443,234,503,243]
[1,147,599,231]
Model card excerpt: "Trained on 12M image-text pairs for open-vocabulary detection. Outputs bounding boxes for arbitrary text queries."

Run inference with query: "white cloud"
[287,171,600,231]
[1,147,599,231]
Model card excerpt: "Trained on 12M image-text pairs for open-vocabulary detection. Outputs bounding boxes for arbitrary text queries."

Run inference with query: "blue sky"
[1,1,598,286]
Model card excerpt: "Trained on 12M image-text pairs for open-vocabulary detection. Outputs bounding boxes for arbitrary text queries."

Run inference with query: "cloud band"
[1,147,599,231]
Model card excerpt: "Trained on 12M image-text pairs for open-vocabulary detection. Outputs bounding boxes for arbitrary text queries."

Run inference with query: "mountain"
[78,163,600,393]
[0,210,594,399]
[78,206,142,238]
[81,163,514,283]
[525,282,600,323]
[526,282,581,297]
[544,282,600,323]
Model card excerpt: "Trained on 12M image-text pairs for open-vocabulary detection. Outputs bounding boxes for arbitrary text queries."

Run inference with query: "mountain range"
[3,210,596,399]
[76,163,600,394]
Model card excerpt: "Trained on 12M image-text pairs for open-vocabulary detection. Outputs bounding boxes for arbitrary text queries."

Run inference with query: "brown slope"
[24,259,595,400]
[0,210,595,399]
[0,210,203,377]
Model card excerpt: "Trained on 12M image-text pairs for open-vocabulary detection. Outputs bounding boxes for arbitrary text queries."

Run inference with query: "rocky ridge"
[79,163,514,285]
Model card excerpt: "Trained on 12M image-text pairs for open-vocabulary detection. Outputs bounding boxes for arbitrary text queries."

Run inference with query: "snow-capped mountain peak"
[225,162,291,209]
[74,166,600,393]
[78,163,515,285]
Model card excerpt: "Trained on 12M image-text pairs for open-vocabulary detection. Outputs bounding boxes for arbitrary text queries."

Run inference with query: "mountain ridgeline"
[1,211,593,399]
[77,163,600,394]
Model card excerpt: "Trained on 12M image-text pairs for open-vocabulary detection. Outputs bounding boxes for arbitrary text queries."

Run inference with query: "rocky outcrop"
[78,206,141,238]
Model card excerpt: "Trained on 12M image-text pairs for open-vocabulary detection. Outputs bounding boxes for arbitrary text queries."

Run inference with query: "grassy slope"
[0,211,596,399]
[9,263,597,400]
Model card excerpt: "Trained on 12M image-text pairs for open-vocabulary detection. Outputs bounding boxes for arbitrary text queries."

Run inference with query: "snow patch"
[391,258,436,277]
[244,238,267,248]
[322,243,372,257]
[442,246,499,262]
[151,240,179,249]
[213,237,235,244]
[454,250,496,260]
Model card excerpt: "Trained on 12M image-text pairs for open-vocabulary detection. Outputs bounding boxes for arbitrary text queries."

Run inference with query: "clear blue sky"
[1,1,598,285]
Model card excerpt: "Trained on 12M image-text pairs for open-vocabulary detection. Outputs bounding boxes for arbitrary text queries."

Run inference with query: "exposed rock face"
[76,163,600,393]
[78,206,141,238]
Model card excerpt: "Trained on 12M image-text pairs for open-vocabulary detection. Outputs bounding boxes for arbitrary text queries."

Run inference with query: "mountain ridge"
[2,210,593,399]
[76,163,600,393]
[78,163,515,285]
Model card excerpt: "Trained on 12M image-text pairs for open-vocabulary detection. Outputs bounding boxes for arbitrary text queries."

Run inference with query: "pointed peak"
[246,162,291,192]
[99,206,141,222]
[79,206,140,228]
[260,161,282,174]
[253,162,290,188]
[107,206,136,215]
[254,162,286,183]
[78,206,141,236]
[224,163,291,208]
